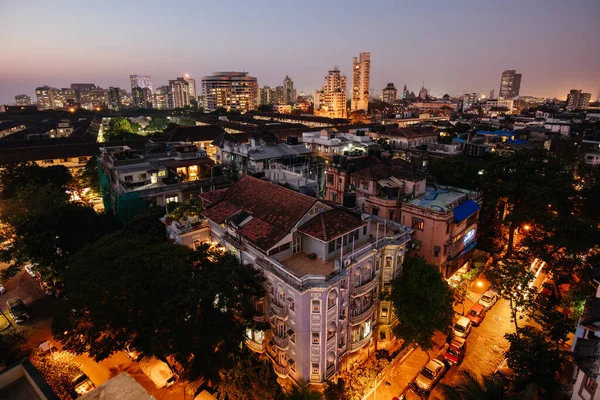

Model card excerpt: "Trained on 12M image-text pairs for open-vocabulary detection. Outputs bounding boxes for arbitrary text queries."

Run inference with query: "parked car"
[414,359,446,392]
[72,372,95,397]
[443,337,467,366]
[478,290,499,310]
[24,263,36,277]
[139,356,178,389]
[466,304,486,326]
[453,316,472,338]
[0,284,5,295]
[7,297,29,324]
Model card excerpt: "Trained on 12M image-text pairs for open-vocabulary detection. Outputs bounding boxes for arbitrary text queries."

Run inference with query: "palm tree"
[282,382,323,400]
[437,369,537,400]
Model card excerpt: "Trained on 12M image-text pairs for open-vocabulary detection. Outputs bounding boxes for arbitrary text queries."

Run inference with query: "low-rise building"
[167,176,411,385]
[369,127,438,151]
[301,128,375,160]
[98,141,227,222]
[0,358,60,399]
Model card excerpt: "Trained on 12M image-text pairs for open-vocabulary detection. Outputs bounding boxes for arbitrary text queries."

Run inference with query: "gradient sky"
[1,0,599,105]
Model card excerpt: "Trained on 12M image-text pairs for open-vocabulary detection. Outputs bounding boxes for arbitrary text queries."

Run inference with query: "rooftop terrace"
[407,186,474,213]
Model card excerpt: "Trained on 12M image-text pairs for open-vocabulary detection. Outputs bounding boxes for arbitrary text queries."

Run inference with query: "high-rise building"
[566,89,591,111]
[283,76,296,104]
[402,84,408,100]
[351,52,370,112]
[168,78,191,109]
[107,87,122,110]
[70,83,106,109]
[382,83,397,104]
[183,74,197,102]
[35,86,58,110]
[60,88,77,106]
[130,75,153,97]
[314,67,347,119]
[489,89,495,99]
[201,71,258,113]
[462,93,478,112]
[154,86,169,110]
[14,94,31,106]
[499,70,521,99]
[132,87,153,108]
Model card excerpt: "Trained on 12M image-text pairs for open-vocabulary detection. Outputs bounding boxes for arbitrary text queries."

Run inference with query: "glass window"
[381,307,388,318]
[312,332,320,345]
[158,170,167,177]
[411,218,424,231]
[312,363,319,375]
[138,173,147,181]
[166,196,178,204]
[124,175,133,182]
[312,300,320,313]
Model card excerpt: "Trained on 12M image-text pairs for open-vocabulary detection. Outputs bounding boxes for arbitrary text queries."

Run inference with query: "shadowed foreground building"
[165,176,411,385]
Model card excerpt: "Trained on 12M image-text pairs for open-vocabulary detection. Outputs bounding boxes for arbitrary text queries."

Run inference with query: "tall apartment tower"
[35,86,58,110]
[107,87,122,110]
[169,78,191,109]
[566,89,591,111]
[201,72,258,113]
[489,89,495,99]
[382,83,397,104]
[183,74,197,102]
[129,75,153,97]
[314,67,348,119]
[499,70,521,99]
[351,52,370,112]
[283,76,296,104]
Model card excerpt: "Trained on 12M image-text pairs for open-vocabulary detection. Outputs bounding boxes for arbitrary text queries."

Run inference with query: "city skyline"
[1,0,599,105]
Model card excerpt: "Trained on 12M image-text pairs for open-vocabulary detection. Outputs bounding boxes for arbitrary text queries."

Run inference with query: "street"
[0,263,189,399]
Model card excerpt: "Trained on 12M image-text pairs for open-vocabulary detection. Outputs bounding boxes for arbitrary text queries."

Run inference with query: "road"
[0,263,189,399]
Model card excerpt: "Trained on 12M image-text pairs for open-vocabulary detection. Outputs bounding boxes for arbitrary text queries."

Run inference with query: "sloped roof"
[350,158,427,182]
[201,176,316,251]
[297,209,365,242]
[199,188,229,206]
[167,125,226,142]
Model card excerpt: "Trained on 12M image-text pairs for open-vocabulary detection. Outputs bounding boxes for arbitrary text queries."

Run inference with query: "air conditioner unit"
[343,258,351,267]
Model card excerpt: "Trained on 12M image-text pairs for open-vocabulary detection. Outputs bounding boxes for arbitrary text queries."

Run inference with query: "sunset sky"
[1,0,599,104]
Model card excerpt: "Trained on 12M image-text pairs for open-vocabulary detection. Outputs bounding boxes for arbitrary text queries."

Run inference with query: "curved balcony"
[349,331,373,352]
[273,361,289,378]
[350,302,376,325]
[253,314,265,323]
[351,277,378,297]
[273,334,289,350]
[245,338,265,353]
[271,302,288,319]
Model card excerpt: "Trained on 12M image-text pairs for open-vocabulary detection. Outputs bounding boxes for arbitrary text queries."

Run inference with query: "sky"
[1,0,599,105]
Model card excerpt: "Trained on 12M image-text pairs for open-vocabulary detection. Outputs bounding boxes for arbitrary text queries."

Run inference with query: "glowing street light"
[523,224,531,231]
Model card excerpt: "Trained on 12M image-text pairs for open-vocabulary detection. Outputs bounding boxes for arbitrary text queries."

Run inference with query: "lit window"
[312,363,319,375]
[138,173,147,181]
[381,307,388,318]
[411,218,424,231]
[166,196,178,204]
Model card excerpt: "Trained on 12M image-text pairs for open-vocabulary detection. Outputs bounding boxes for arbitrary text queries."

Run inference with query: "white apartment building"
[301,128,375,159]
[169,176,411,385]
[351,52,370,112]
[201,72,258,113]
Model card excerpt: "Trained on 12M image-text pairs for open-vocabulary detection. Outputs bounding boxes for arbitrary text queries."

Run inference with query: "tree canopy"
[217,351,282,400]
[52,207,265,382]
[386,257,454,349]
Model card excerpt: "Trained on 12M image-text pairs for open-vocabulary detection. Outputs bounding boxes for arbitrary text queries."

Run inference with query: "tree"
[0,162,71,200]
[504,326,563,397]
[385,257,454,349]
[283,384,323,400]
[108,116,133,133]
[529,307,575,347]
[0,330,26,368]
[146,116,169,132]
[324,378,347,400]
[52,211,265,382]
[77,156,100,196]
[258,104,273,112]
[217,352,282,400]
[438,370,508,400]
[484,260,535,335]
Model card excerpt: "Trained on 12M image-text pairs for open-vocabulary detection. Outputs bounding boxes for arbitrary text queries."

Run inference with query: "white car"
[0,284,5,295]
[414,359,446,392]
[24,263,36,277]
[453,316,472,338]
[478,290,499,310]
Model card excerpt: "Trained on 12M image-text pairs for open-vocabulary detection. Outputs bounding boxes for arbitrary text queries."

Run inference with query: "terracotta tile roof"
[201,200,241,224]
[298,209,365,242]
[201,176,317,251]
[238,217,287,250]
[199,188,229,206]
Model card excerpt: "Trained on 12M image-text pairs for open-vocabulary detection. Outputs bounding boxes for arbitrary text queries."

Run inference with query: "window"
[363,226,367,236]
[289,300,295,312]
[312,332,320,345]
[380,331,387,340]
[158,170,167,177]
[289,359,296,373]
[411,239,422,251]
[124,175,133,182]
[389,211,394,220]
[363,183,369,191]
[312,363,320,375]
[385,257,392,269]
[61,158,69,162]
[42,159,54,164]
[292,235,301,254]
[434,246,440,257]
[289,330,296,344]
[326,174,334,184]
[372,207,379,216]
[312,300,320,313]
[411,217,424,231]
[138,173,147,181]
[585,374,598,393]
[381,307,388,318]
[166,196,178,204]
[332,193,337,203]
[446,224,450,234]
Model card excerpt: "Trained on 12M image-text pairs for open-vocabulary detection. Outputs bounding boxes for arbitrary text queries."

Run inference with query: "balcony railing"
[351,276,378,297]
[350,302,376,325]
[273,362,289,378]
[273,334,289,349]
[326,364,336,378]
[245,338,265,353]
[349,331,373,352]
[271,302,287,318]
[253,314,265,323]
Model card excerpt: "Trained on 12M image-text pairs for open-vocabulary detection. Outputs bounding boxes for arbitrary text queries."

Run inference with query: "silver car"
[478,290,499,310]
[414,359,446,392]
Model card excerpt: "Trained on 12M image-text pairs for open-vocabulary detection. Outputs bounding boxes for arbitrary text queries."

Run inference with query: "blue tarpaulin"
[453,199,480,222]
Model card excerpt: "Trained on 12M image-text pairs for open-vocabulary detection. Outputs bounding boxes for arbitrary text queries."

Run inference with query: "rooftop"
[350,158,427,182]
[298,209,366,242]
[166,125,225,143]
[79,373,155,400]
[407,186,472,213]
[382,127,438,139]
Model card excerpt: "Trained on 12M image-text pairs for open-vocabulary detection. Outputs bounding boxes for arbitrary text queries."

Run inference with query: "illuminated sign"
[463,228,476,245]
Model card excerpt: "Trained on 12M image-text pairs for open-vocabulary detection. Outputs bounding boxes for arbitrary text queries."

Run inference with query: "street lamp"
[523,224,531,231]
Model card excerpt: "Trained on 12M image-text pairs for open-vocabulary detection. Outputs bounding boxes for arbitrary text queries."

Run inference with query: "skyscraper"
[283,76,296,104]
[201,72,258,113]
[382,83,397,104]
[130,75,153,97]
[402,84,408,99]
[183,74,197,102]
[566,89,591,111]
[351,52,370,112]
[499,70,522,98]
[14,94,31,105]
[107,87,122,110]
[169,78,191,109]
[35,86,57,110]
[314,67,347,119]
[154,86,169,110]
[489,89,495,99]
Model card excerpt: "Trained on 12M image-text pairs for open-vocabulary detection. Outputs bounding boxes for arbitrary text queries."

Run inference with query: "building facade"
[35,86,58,110]
[169,78,191,109]
[351,52,370,112]
[107,87,122,110]
[167,176,411,385]
[130,75,153,96]
[15,94,31,105]
[183,74,197,101]
[314,67,348,119]
[382,83,397,104]
[283,76,296,104]
[499,70,521,99]
[201,72,258,113]
[566,89,592,111]
[154,86,169,110]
